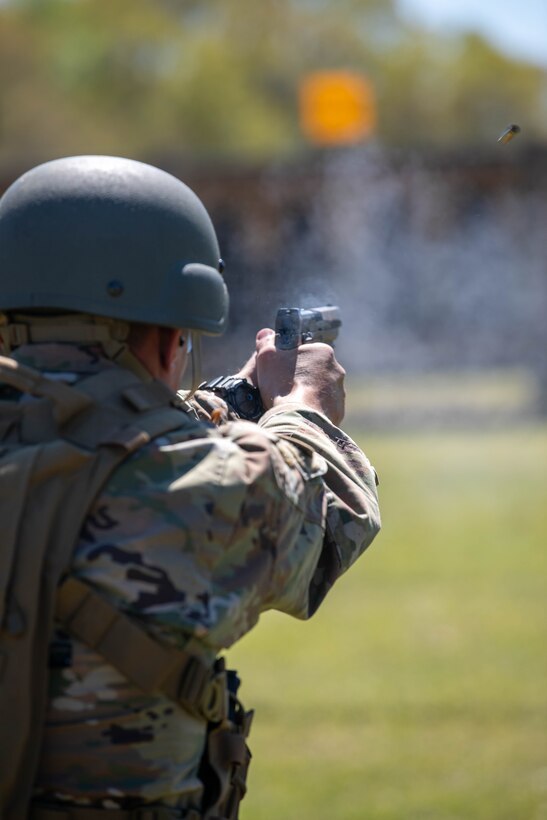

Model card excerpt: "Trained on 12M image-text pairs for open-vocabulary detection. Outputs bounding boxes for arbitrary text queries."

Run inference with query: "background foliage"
[1,0,546,166]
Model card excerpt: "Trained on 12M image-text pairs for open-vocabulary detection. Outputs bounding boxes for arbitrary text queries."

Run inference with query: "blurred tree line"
[0,0,546,166]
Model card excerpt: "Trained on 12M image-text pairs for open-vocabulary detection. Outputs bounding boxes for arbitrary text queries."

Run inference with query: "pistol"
[199,306,342,421]
[275,306,341,350]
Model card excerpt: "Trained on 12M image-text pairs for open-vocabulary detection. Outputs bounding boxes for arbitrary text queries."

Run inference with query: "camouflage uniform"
[19,342,380,813]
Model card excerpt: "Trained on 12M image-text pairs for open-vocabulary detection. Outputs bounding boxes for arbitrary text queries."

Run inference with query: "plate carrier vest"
[0,356,252,820]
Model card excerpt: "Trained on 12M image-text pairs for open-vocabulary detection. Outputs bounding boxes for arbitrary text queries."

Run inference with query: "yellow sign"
[299,71,376,146]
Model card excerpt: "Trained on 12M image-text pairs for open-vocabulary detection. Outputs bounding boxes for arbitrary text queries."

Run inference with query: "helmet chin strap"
[188,332,202,396]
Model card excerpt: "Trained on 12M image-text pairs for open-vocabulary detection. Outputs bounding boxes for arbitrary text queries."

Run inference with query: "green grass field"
[229,423,547,820]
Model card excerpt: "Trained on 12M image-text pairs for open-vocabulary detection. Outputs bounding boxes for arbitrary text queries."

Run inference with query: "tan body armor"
[0,356,251,820]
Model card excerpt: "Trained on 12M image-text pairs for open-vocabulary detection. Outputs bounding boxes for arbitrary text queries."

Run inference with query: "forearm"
[259,403,381,612]
[260,402,379,500]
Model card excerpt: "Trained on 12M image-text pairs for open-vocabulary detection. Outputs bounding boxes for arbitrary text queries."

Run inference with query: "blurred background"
[1,1,545,817]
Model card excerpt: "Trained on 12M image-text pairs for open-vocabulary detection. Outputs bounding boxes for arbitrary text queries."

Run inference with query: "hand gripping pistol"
[200,306,341,420]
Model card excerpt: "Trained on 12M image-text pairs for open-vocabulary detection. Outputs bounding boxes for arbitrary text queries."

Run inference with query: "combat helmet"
[0,155,229,334]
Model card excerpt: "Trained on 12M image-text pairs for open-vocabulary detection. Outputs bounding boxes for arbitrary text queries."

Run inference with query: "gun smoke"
[199,144,547,425]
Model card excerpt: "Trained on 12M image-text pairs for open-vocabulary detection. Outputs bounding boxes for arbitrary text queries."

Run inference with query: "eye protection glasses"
[179,332,192,353]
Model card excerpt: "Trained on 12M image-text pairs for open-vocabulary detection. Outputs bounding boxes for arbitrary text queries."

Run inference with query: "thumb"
[255,327,276,352]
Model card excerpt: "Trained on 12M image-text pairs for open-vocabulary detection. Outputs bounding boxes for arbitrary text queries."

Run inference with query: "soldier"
[0,155,380,820]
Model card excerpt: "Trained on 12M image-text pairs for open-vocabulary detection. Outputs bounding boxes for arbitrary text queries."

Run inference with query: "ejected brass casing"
[498,124,521,144]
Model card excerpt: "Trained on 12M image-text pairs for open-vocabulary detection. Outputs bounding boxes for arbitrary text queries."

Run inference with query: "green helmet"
[0,155,229,334]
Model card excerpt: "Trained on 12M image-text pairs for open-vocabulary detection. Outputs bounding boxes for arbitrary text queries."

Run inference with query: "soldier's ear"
[158,326,181,372]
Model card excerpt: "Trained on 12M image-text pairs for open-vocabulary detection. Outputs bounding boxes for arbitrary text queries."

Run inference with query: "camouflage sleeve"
[257,402,381,619]
[67,400,379,654]
[186,390,381,619]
